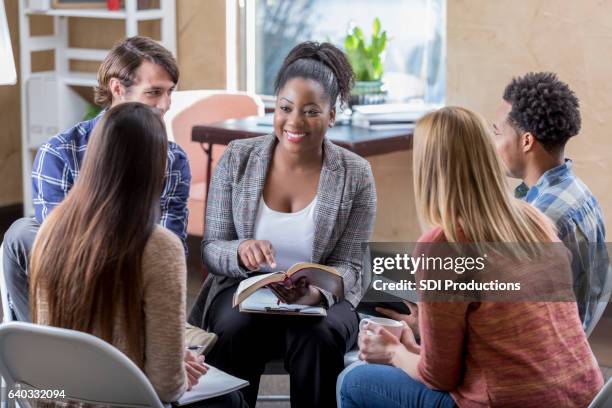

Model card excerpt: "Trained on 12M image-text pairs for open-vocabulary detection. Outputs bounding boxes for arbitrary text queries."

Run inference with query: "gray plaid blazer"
[188,134,377,329]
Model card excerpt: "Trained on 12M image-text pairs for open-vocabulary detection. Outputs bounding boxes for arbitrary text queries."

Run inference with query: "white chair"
[0,321,168,408]
[589,377,612,408]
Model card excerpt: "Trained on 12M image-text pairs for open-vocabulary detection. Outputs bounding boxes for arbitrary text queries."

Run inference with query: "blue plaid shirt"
[31,111,191,252]
[515,159,609,330]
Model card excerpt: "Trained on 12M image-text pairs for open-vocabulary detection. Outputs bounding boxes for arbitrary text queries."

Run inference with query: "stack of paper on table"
[351,103,440,130]
[175,365,249,406]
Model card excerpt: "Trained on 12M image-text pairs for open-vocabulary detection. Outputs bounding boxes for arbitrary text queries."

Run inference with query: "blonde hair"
[413,106,556,245]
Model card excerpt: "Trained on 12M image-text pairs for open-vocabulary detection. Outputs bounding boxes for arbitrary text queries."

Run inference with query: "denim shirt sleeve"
[160,142,191,255]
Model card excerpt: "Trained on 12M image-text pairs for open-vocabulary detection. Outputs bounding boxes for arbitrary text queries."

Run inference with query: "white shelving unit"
[18,0,176,217]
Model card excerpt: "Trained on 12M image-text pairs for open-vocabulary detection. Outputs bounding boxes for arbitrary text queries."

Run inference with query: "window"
[238,0,446,104]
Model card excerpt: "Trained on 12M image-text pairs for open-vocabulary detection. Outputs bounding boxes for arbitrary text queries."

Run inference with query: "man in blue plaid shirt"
[3,36,191,322]
[493,72,610,334]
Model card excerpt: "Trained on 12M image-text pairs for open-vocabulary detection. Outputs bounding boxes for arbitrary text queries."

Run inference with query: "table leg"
[200,142,214,235]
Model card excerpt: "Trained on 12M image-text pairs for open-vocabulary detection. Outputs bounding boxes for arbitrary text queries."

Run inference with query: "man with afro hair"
[492,72,609,334]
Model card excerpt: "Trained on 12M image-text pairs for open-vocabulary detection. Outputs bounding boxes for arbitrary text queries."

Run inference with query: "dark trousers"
[2,217,39,322]
[183,390,247,408]
[205,284,359,408]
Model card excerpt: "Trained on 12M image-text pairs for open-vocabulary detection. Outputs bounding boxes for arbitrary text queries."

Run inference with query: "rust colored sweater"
[416,227,603,407]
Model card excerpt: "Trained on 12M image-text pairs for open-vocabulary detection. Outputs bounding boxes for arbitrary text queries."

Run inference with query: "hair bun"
[274,41,354,106]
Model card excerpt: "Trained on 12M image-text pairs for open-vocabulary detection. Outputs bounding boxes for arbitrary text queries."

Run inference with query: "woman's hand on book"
[269,277,323,306]
[238,240,277,271]
[184,350,208,390]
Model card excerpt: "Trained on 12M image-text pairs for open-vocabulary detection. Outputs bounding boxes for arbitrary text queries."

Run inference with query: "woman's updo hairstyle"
[274,41,355,107]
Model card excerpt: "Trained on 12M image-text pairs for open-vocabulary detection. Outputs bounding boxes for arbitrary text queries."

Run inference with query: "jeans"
[2,217,40,322]
[337,362,456,408]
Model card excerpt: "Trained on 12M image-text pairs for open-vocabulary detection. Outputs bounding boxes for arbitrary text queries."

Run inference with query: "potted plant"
[344,17,388,106]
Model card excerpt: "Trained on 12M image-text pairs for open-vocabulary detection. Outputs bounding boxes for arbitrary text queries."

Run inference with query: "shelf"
[65,48,109,61]
[63,71,98,87]
[24,8,164,20]
[28,71,98,87]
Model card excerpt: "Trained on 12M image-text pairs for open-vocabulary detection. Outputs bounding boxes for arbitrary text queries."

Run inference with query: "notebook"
[239,288,327,316]
[174,365,249,406]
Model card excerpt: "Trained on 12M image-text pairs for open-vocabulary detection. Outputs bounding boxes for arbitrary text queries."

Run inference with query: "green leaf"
[353,26,364,41]
[377,31,387,54]
[344,35,357,52]
[342,17,389,81]
[373,17,381,36]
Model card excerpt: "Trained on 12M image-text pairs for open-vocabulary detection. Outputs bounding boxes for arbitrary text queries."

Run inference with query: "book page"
[175,365,248,405]
[236,273,278,294]
[286,265,343,299]
[234,272,285,306]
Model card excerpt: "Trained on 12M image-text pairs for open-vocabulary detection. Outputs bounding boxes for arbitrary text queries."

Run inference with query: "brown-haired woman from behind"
[30,102,245,408]
[338,106,603,408]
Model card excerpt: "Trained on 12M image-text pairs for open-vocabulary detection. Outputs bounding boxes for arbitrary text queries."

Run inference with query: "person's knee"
[342,363,370,390]
[212,312,260,340]
[3,218,39,255]
[339,364,371,406]
[289,319,342,354]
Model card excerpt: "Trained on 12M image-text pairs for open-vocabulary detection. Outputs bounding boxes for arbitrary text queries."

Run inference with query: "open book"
[233,262,344,310]
[175,365,248,406]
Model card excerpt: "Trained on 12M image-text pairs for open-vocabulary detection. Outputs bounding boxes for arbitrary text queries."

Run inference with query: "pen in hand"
[186,345,206,351]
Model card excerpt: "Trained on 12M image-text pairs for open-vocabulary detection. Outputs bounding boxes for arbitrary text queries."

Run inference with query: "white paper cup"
[359,316,403,338]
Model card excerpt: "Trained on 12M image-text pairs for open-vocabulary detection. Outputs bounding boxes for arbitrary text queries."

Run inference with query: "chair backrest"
[0,322,164,407]
[589,377,612,408]
[167,91,264,184]
[0,242,14,323]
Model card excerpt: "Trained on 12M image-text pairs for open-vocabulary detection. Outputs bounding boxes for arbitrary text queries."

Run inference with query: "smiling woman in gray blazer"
[188,42,377,408]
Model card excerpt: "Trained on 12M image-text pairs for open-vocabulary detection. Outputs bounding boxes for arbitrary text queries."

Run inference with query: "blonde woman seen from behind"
[338,107,603,408]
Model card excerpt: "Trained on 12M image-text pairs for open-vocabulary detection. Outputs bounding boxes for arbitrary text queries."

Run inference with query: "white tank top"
[253,196,317,273]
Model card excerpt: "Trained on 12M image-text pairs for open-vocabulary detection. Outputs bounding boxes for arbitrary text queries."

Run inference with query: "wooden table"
[192,115,414,199]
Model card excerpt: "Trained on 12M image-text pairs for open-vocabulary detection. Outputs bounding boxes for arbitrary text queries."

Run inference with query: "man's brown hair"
[94,36,179,107]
